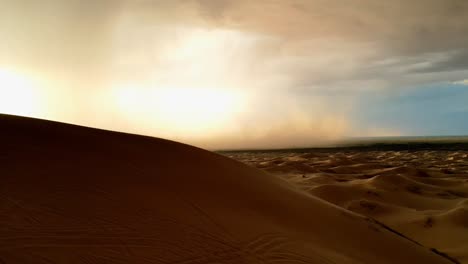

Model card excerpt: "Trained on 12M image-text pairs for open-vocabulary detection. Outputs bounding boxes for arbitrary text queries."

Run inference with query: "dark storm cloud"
[192,0,468,79]
[193,0,468,48]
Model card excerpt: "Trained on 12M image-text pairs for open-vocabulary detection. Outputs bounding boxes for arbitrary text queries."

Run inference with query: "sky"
[0,0,468,149]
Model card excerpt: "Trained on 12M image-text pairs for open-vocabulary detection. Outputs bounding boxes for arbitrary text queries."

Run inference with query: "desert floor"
[226,149,468,263]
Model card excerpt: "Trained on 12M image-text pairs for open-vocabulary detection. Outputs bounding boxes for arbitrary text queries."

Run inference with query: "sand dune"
[228,149,468,263]
[0,114,457,263]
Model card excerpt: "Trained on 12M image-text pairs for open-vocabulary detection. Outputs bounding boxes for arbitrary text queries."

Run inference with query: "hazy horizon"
[1,0,468,149]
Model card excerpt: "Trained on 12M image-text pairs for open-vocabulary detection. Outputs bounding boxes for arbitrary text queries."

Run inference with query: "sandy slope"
[228,149,468,263]
[0,115,455,263]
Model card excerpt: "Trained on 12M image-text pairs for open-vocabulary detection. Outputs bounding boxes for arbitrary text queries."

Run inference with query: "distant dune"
[228,149,468,263]
[0,114,456,263]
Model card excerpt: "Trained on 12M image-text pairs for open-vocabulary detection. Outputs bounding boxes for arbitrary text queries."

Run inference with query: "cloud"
[1,0,468,148]
[0,0,123,75]
[193,0,468,80]
[409,50,468,74]
[453,79,468,86]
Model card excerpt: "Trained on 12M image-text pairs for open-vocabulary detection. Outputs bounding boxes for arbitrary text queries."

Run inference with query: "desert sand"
[0,114,460,263]
[227,148,468,263]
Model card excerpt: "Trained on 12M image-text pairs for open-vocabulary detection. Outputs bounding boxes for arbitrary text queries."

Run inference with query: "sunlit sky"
[1,0,468,149]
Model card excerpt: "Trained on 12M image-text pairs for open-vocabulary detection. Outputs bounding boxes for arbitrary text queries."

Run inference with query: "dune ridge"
[0,114,457,263]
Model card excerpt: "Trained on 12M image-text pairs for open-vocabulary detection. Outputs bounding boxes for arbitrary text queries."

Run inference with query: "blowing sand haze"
[0,114,458,263]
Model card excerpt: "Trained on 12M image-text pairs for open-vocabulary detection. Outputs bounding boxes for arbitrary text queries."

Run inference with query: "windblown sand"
[227,149,468,263]
[0,114,460,263]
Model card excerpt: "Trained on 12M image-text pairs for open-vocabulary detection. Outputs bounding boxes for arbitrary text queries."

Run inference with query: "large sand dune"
[0,115,457,263]
[228,149,468,263]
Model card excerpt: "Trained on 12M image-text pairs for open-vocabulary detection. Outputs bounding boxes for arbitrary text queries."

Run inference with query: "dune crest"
[0,115,455,263]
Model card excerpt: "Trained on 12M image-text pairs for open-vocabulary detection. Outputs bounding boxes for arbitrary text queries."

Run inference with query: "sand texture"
[0,114,459,263]
[227,149,468,263]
